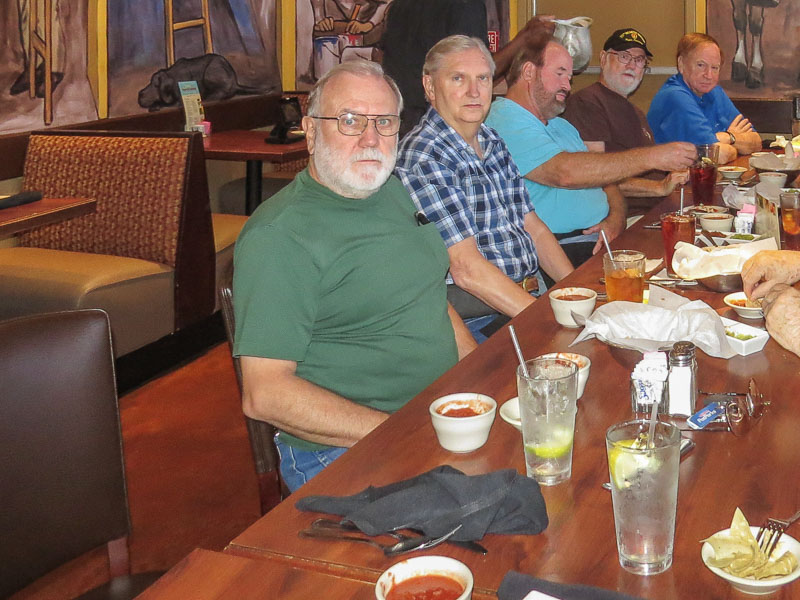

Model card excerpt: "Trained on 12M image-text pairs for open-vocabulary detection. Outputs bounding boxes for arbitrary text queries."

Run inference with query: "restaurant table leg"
[245,160,263,215]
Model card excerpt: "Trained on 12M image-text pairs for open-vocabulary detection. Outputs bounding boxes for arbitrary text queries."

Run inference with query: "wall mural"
[707,0,800,98]
[0,0,281,136]
[294,0,510,88]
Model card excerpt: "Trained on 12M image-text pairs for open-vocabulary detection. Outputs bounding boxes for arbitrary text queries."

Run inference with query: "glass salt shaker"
[667,341,697,416]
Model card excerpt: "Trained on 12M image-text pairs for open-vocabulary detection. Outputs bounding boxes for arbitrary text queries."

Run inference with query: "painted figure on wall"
[10,0,65,98]
[295,0,509,88]
[708,0,800,98]
[0,0,280,135]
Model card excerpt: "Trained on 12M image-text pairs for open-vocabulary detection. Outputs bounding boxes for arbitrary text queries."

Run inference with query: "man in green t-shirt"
[233,61,475,492]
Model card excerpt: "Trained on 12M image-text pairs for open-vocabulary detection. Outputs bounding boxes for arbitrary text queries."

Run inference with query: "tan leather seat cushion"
[0,247,174,356]
[212,213,247,311]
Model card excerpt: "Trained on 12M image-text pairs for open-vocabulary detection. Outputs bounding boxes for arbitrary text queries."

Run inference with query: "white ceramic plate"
[701,527,800,595]
[684,204,730,216]
[499,397,521,431]
[724,292,764,319]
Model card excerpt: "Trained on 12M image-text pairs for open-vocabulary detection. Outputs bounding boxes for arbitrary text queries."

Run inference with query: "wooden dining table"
[221,176,800,599]
[0,196,96,238]
[203,130,308,215]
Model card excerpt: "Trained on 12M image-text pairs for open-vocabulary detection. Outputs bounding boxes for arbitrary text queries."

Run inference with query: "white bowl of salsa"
[375,555,473,600]
[549,287,597,328]
[429,393,496,453]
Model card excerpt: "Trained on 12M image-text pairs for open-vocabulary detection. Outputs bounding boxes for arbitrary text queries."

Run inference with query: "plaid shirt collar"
[418,106,501,160]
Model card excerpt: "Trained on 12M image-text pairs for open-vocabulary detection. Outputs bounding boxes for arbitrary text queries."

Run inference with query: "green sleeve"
[232,224,320,362]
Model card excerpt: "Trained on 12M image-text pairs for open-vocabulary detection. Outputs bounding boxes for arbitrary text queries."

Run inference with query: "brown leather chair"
[0,309,163,598]
[0,129,241,357]
[218,266,288,514]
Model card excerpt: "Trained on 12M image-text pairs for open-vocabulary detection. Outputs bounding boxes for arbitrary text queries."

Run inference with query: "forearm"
[241,358,388,448]
[529,148,654,189]
[764,286,800,358]
[524,212,573,281]
[733,131,762,156]
[449,240,535,318]
[447,303,478,358]
[617,176,669,197]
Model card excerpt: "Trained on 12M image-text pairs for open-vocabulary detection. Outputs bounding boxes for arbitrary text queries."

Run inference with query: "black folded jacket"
[498,572,644,600]
[295,465,548,542]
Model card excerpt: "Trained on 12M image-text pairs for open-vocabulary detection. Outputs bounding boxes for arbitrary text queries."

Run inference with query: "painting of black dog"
[138,53,264,111]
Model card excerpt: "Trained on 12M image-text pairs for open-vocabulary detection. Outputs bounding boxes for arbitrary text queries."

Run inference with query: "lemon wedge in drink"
[608,438,660,490]
[525,426,574,459]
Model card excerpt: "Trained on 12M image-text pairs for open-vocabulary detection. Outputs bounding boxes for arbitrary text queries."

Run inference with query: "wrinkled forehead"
[688,42,721,64]
[438,47,493,76]
[320,73,399,115]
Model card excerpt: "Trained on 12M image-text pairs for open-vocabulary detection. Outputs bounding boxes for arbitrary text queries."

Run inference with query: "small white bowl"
[429,393,496,453]
[536,352,591,399]
[760,172,788,188]
[699,212,734,232]
[724,292,764,319]
[375,555,473,600]
[719,166,747,180]
[499,397,522,431]
[721,317,769,356]
[549,287,597,328]
[701,527,800,595]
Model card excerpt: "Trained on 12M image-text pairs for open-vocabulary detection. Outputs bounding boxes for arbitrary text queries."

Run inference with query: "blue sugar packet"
[687,401,727,430]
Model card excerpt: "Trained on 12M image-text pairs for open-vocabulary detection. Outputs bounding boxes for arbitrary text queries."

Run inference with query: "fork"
[298,523,462,556]
[756,510,800,558]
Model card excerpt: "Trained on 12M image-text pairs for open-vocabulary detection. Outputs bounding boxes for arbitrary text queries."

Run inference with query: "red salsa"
[386,574,464,600]
[558,294,591,301]
[436,401,488,418]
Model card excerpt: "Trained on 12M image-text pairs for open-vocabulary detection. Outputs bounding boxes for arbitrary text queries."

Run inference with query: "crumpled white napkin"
[721,183,755,211]
[570,287,736,358]
[672,237,778,279]
[750,152,800,171]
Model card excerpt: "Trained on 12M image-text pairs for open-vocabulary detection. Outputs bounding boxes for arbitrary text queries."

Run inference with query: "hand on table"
[761,283,800,358]
[742,250,800,299]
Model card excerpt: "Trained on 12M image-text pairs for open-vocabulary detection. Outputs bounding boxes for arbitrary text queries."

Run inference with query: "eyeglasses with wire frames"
[607,50,651,72]
[309,112,401,136]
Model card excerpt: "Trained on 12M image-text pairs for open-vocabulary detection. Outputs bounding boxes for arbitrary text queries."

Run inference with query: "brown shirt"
[564,82,664,215]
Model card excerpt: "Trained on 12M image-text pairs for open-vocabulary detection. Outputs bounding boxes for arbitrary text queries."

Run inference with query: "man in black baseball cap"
[563,27,691,216]
[603,28,653,58]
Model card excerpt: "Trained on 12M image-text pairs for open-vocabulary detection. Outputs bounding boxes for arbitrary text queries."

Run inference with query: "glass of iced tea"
[780,191,800,250]
[689,144,719,206]
[603,250,645,302]
[660,212,696,274]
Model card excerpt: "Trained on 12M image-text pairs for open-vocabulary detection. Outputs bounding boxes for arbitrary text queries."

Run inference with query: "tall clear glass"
[690,144,719,206]
[606,419,681,575]
[517,358,578,486]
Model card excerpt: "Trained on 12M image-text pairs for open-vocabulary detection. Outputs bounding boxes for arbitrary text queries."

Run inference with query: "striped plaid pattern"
[395,107,539,284]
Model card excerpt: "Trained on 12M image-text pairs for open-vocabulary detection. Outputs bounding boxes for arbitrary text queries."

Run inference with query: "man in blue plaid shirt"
[395,35,573,341]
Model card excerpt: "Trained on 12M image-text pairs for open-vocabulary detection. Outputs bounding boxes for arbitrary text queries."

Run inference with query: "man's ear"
[302,115,316,154]
[522,61,536,82]
[677,55,685,75]
[599,51,608,69]
[422,74,435,104]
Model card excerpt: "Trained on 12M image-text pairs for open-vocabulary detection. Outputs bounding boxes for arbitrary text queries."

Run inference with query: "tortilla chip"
[702,508,799,580]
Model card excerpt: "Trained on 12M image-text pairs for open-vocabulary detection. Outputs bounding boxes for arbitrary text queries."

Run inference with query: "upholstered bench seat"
[0,247,174,356]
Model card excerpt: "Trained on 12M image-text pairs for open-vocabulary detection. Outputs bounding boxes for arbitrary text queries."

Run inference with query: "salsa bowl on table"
[375,555,474,600]
[429,393,496,453]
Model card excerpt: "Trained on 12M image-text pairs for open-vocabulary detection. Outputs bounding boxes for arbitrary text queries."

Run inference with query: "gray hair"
[307,60,403,116]
[423,35,496,78]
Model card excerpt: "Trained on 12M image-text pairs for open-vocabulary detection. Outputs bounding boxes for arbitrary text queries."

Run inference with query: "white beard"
[313,133,397,199]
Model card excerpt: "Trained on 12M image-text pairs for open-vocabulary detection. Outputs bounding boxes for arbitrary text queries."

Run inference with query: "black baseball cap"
[603,28,653,58]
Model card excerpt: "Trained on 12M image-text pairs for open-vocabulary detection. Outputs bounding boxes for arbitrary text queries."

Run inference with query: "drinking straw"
[508,325,529,378]
[646,392,659,450]
[600,230,618,268]
[679,187,685,215]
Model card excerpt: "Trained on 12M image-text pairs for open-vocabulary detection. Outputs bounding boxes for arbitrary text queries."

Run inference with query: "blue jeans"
[464,271,548,343]
[274,436,347,492]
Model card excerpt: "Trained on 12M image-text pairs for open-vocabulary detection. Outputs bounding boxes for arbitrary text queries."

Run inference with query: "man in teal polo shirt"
[486,35,695,267]
[233,61,475,491]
